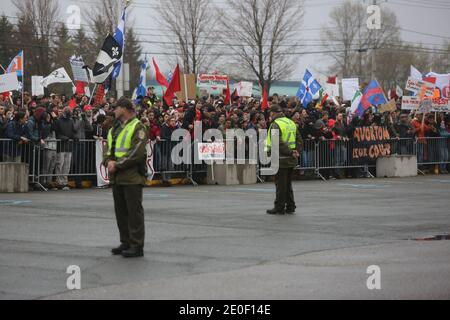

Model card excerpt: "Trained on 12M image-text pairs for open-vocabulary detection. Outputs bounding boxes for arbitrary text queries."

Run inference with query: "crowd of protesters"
[1,85,450,189]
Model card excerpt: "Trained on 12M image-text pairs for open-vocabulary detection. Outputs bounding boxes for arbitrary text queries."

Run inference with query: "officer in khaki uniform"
[265,105,303,215]
[103,97,148,258]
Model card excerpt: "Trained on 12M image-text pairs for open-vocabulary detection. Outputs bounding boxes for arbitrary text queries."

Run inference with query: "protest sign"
[405,77,435,96]
[96,140,109,187]
[401,96,420,110]
[198,142,226,161]
[342,78,359,101]
[352,126,392,162]
[237,81,253,97]
[401,96,449,112]
[197,74,229,94]
[70,56,89,83]
[178,74,197,101]
[31,76,45,96]
[426,72,450,98]
[0,72,20,93]
[378,99,396,113]
[96,139,156,187]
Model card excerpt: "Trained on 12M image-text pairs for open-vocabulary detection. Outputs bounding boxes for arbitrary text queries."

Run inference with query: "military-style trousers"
[112,184,145,249]
[274,167,295,211]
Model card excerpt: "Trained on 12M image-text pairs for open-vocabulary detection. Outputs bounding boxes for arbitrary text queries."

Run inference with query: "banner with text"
[352,126,392,162]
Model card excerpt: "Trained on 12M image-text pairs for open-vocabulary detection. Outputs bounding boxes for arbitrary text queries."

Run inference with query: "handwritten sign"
[352,126,392,162]
[198,142,226,161]
[405,77,435,96]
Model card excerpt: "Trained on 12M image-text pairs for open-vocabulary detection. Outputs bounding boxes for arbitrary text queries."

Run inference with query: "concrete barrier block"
[376,155,418,178]
[207,163,239,185]
[237,164,257,185]
[0,162,29,193]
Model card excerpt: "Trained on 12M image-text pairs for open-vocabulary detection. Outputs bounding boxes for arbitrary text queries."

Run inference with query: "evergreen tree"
[0,15,17,69]
[73,27,96,65]
[124,27,143,94]
[51,23,75,71]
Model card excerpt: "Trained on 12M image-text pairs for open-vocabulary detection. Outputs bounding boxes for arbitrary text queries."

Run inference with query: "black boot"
[286,206,296,214]
[111,243,130,255]
[121,247,144,258]
[266,208,286,215]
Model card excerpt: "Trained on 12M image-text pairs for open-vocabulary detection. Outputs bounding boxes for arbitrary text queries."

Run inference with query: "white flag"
[410,65,422,80]
[41,68,73,88]
[396,85,403,98]
[350,90,363,114]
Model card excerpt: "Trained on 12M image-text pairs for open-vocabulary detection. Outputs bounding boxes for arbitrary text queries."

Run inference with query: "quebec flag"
[296,69,322,107]
[136,57,148,98]
[111,7,127,80]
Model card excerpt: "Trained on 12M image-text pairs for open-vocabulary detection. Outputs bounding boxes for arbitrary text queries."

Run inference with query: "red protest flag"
[94,84,106,106]
[1,91,11,99]
[75,81,87,96]
[261,86,268,111]
[327,75,337,84]
[423,76,436,85]
[152,57,170,88]
[163,64,181,106]
[68,98,77,109]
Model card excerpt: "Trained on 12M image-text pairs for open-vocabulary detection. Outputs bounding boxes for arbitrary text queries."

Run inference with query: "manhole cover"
[413,235,450,241]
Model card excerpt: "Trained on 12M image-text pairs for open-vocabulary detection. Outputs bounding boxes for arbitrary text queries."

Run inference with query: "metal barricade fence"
[1,137,449,189]
[416,137,450,167]
[0,138,39,182]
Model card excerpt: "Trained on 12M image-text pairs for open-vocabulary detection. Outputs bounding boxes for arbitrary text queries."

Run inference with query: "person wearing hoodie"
[24,107,47,146]
[4,112,28,162]
[53,107,76,190]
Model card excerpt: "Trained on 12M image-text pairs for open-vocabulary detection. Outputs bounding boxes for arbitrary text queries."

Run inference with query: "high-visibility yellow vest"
[266,117,297,151]
[107,118,141,159]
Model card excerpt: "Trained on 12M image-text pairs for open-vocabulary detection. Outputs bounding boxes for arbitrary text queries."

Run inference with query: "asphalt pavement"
[0,175,449,300]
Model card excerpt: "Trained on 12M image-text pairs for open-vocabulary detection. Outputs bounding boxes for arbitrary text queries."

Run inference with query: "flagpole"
[0,64,6,73]
[89,83,98,105]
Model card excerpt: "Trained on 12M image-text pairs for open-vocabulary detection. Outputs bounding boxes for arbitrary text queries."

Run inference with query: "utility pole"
[371,0,377,80]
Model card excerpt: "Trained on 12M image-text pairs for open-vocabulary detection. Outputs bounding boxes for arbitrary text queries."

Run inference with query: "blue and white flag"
[111,6,127,80]
[296,69,322,107]
[136,57,148,98]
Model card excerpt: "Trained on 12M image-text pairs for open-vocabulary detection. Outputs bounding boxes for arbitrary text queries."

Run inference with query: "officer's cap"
[116,97,134,111]
[270,104,283,113]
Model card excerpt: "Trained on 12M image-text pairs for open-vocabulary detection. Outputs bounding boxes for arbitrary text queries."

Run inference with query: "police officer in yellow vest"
[266,105,303,215]
[103,97,148,258]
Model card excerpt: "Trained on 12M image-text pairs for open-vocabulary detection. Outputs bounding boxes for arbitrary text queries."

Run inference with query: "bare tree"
[12,0,60,77]
[156,0,216,74]
[320,0,400,81]
[87,0,123,52]
[218,0,304,92]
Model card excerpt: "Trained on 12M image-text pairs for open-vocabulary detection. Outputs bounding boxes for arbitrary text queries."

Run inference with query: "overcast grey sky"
[2,0,450,82]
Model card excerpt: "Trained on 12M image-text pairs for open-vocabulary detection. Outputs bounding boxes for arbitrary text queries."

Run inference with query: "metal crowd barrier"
[1,137,449,189]
[152,139,195,184]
